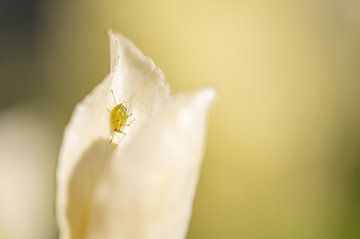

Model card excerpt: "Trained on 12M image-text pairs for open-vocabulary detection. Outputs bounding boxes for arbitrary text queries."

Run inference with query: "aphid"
[109,90,132,146]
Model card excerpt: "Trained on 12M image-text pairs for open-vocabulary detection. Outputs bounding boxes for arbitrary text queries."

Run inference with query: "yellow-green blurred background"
[1,0,360,238]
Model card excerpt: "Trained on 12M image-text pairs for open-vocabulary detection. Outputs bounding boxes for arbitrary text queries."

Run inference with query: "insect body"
[109,90,132,146]
[111,103,129,133]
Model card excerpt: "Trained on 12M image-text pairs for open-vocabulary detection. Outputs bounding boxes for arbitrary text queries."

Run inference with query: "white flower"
[57,30,216,239]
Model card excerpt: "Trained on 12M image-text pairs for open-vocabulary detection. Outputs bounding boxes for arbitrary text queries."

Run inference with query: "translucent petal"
[57,32,170,239]
[57,31,215,239]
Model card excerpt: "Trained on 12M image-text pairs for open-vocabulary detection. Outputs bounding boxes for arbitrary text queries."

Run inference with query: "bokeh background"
[1,0,360,238]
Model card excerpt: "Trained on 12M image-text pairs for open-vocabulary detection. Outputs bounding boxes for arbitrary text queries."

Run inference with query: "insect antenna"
[111,89,118,105]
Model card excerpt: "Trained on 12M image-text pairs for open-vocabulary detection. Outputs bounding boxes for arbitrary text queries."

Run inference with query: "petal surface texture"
[57,31,215,239]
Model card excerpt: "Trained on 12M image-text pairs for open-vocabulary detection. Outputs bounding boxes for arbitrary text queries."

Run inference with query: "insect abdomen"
[110,103,128,132]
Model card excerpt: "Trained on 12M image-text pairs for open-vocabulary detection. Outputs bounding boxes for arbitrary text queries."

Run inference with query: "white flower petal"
[57,31,216,239]
[57,74,111,239]
[108,30,170,132]
[86,88,216,239]
[57,32,170,239]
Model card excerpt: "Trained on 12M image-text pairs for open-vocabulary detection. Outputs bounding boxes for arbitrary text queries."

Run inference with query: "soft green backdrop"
[1,0,360,238]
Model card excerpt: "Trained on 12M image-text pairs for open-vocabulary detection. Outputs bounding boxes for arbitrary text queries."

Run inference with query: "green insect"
[109,90,133,146]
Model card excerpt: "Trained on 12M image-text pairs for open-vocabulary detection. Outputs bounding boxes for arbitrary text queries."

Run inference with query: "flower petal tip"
[192,88,217,109]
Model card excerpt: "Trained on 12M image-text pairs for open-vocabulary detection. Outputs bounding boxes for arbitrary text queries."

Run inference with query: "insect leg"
[124,97,132,108]
[124,118,135,127]
[110,133,123,146]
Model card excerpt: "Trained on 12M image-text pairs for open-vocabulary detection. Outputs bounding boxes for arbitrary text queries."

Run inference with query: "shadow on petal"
[66,138,112,239]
